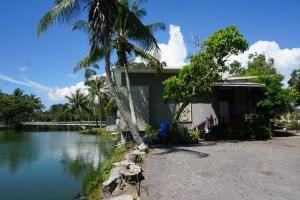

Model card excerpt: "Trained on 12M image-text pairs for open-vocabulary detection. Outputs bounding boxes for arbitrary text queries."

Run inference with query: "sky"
[0,0,300,108]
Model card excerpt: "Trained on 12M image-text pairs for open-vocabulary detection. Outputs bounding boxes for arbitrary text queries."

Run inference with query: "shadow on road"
[273,130,298,137]
[152,145,209,158]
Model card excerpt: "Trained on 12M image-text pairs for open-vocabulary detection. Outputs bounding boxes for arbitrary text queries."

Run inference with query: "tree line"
[0,76,117,127]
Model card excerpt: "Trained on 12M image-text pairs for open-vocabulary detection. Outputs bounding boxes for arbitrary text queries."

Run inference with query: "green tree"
[0,89,44,125]
[46,103,71,121]
[38,0,163,145]
[288,69,300,106]
[163,25,248,122]
[243,54,299,118]
[73,0,164,143]
[85,75,109,127]
[66,89,90,128]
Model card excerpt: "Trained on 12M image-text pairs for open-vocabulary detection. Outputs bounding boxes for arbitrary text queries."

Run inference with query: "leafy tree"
[46,103,72,121]
[288,69,300,106]
[163,25,248,122]
[0,89,44,125]
[242,54,299,119]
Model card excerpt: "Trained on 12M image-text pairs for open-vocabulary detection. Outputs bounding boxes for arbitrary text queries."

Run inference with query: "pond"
[0,131,117,200]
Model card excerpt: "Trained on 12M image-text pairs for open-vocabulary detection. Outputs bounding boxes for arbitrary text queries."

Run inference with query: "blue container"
[159,122,169,138]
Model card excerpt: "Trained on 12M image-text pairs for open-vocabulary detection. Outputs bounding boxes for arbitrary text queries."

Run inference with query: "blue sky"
[1,0,300,108]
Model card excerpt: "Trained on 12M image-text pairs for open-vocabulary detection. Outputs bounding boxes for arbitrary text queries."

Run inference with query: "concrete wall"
[180,91,218,129]
[118,72,175,128]
[118,86,149,131]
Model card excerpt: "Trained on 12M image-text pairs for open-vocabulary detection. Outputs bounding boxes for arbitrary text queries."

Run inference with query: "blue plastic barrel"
[159,122,169,138]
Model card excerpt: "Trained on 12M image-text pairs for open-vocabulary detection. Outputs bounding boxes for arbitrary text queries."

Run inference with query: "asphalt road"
[141,134,300,200]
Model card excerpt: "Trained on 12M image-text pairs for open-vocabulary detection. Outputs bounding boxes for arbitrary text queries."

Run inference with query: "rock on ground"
[121,164,143,183]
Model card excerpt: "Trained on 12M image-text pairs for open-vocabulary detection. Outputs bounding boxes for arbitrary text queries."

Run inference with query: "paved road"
[141,135,300,200]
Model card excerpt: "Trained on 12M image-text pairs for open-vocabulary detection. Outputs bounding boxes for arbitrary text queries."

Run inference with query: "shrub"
[168,126,201,144]
[245,114,272,140]
[80,128,110,136]
[144,124,160,143]
[286,121,300,130]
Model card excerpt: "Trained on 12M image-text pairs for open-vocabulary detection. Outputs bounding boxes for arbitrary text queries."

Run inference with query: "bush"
[245,114,272,140]
[80,128,111,135]
[286,121,300,130]
[144,124,160,143]
[144,124,201,144]
[168,126,201,144]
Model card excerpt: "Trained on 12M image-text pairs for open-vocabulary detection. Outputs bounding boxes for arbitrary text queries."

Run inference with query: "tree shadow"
[152,145,210,158]
[273,130,298,137]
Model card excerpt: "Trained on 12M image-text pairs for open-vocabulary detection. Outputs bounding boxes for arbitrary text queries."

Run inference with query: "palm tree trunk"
[104,47,143,145]
[94,106,99,128]
[123,64,138,125]
[98,95,102,128]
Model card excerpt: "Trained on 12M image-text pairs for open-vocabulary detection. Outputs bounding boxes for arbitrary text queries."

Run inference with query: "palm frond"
[133,46,163,72]
[72,20,89,33]
[88,0,118,48]
[74,47,105,73]
[131,0,147,18]
[124,8,161,57]
[146,23,166,34]
[37,0,89,37]
[84,68,97,79]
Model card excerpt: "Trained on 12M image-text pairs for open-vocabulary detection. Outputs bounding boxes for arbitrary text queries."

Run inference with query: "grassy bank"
[85,143,134,199]
[80,128,112,136]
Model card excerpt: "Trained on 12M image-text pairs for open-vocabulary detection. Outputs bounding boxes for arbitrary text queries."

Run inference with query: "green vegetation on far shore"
[80,128,111,135]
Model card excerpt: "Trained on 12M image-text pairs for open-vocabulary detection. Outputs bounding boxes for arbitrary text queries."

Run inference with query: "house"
[113,67,265,131]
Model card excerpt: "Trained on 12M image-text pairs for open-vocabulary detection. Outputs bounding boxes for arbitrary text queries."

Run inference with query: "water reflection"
[0,131,116,200]
[0,131,39,173]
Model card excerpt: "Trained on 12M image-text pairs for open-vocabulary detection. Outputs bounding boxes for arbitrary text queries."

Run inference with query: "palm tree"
[13,88,24,97]
[85,75,109,127]
[37,0,161,145]
[66,89,90,128]
[73,0,164,144]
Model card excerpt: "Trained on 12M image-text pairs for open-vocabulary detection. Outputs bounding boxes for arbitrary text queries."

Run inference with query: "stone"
[102,167,122,197]
[125,150,146,163]
[137,143,149,153]
[110,195,134,200]
[113,160,134,168]
[111,132,119,136]
[121,164,144,183]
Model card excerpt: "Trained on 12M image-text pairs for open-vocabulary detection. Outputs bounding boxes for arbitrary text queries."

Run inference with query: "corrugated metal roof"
[214,82,266,88]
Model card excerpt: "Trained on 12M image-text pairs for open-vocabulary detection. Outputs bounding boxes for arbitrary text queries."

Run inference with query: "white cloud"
[0,74,51,91]
[230,41,300,84]
[159,25,187,67]
[135,25,188,68]
[0,74,88,101]
[47,82,88,101]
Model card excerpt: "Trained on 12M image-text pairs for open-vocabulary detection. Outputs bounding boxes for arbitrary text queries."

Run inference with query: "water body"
[0,131,116,200]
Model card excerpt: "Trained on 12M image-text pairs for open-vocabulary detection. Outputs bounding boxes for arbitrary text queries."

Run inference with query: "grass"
[80,128,112,136]
[85,143,134,200]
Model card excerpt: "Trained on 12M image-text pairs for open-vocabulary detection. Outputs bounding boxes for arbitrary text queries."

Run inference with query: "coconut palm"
[37,0,161,145]
[66,89,90,128]
[13,88,24,97]
[73,0,164,144]
[85,75,109,127]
